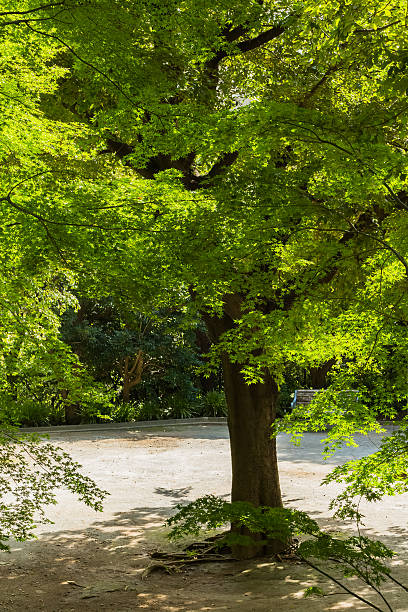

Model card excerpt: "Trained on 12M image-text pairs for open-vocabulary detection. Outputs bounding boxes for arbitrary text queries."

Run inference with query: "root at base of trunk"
[143,534,299,576]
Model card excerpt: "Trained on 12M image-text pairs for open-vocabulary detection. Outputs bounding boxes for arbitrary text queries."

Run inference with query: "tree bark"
[309,358,335,388]
[64,401,81,425]
[122,379,131,403]
[121,351,144,403]
[60,389,81,425]
[223,357,282,508]
[204,307,284,558]
[222,355,284,558]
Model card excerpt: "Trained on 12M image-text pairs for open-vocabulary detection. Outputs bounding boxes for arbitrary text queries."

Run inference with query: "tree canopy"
[2,0,408,564]
[2,0,408,379]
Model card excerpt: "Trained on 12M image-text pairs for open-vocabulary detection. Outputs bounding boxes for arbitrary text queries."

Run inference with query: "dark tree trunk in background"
[120,351,144,403]
[122,383,131,404]
[61,390,81,425]
[195,327,222,392]
[64,402,81,425]
[309,358,336,389]
[204,306,285,559]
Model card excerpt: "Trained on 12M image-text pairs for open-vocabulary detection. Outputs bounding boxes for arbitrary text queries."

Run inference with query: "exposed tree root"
[143,534,299,577]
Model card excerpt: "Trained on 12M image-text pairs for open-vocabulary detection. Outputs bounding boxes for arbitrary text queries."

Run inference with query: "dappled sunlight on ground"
[0,424,407,610]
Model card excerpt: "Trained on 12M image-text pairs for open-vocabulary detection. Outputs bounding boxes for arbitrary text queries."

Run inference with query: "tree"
[61,298,202,409]
[2,0,408,558]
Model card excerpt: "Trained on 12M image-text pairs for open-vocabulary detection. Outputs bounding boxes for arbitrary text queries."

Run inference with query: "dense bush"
[0,297,227,427]
[196,390,227,417]
[98,390,228,423]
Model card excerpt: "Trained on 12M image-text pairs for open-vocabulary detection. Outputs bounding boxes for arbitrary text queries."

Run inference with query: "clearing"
[1,421,407,611]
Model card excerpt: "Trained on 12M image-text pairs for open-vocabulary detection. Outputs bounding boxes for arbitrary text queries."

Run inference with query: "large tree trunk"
[223,357,282,508]
[222,355,284,558]
[204,304,284,559]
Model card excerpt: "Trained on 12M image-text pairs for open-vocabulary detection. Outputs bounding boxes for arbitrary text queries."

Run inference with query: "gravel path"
[1,422,407,611]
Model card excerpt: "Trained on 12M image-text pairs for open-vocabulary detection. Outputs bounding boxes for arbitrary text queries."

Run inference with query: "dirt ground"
[1,422,408,611]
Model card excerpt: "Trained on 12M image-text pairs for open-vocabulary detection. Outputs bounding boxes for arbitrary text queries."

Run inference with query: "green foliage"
[61,299,203,410]
[168,495,402,606]
[94,390,227,423]
[164,392,196,419]
[104,400,141,423]
[304,586,325,598]
[0,426,108,551]
[275,388,377,448]
[167,495,319,543]
[3,0,408,418]
[0,269,113,427]
[197,390,227,417]
[0,396,55,428]
[4,0,408,579]
[323,421,408,522]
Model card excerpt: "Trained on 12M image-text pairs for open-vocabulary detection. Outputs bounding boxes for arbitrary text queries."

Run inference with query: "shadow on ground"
[3,424,407,610]
[1,501,407,612]
[46,423,230,444]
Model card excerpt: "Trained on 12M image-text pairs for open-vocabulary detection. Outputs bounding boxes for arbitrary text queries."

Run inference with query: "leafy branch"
[0,426,108,551]
[166,495,406,611]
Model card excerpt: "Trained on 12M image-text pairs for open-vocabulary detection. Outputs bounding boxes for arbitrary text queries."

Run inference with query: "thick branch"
[207,24,285,70]
[0,2,66,16]
[237,25,286,53]
[0,14,64,26]
[301,64,342,107]
[103,138,237,189]
[200,152,239,184]
[129,350,143,374]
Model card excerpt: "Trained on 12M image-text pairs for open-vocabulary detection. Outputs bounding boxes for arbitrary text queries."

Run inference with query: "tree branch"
[192,151,239,189]
[301,64,342,106]
[0,2,66,16]
[204,151,239,181]
[237,24,286,53]
[24,24,155,117]
[102,137,238,189]
[299,556,387,612]
[0,14,65,26]
[206,23,285,70]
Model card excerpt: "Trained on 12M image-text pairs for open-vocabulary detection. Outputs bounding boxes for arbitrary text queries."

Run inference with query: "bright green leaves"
[0,427,108,550]
[2,0,408,438]
[167,494,401,603]
[167,494,321,542]
[0,265,113,427]
[324,423,408,521]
